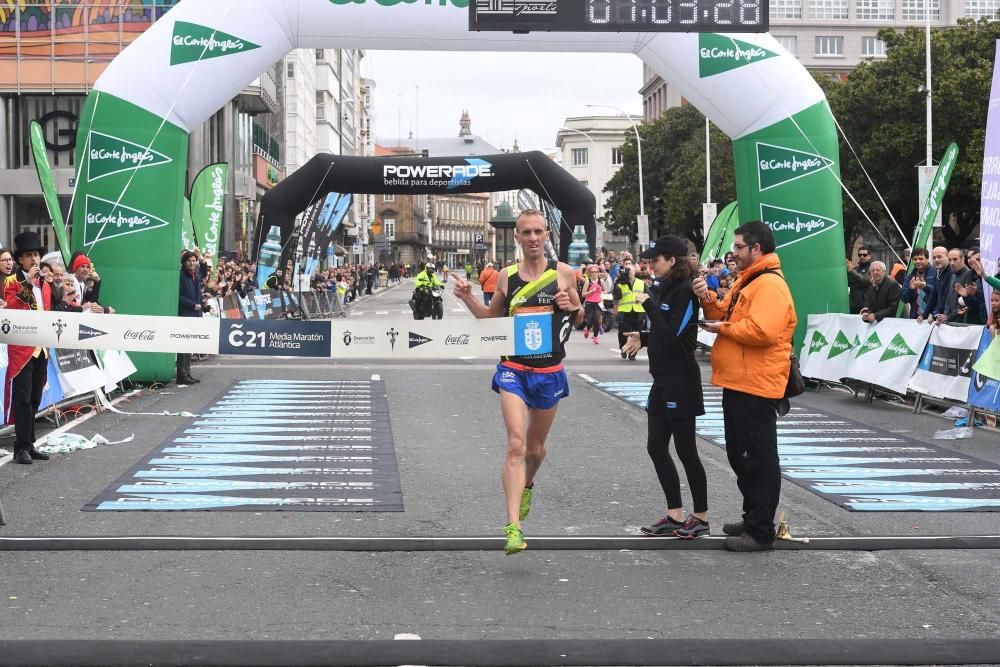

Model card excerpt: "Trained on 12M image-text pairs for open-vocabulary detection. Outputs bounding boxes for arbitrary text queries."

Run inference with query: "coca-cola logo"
[124,329,156,341]
[445,334,470,346]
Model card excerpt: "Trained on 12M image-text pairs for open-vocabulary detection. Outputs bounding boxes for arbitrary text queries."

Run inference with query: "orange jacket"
[700,253,797,399]
[479,266,499,293]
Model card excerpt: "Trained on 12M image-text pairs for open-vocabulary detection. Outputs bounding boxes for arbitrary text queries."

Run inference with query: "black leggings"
[584,302,603,332]
[647,413,708,513]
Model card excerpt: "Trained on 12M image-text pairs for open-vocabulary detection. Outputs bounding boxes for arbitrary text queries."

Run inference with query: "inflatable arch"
[72,0,848,381]
[254,151,597,267]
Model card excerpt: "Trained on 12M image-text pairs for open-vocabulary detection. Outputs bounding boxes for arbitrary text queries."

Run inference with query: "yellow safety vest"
[617,279,646,314]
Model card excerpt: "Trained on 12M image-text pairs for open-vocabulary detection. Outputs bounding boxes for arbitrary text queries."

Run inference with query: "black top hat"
[12,231,46,259]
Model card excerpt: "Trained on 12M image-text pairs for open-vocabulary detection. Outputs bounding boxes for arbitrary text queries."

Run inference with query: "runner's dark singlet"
[501,260,573,369]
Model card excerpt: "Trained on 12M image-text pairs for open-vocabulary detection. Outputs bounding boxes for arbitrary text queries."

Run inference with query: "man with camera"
[614,253,646,360]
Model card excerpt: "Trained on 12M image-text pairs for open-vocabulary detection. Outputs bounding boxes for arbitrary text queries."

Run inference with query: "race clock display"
[470,0,768,33]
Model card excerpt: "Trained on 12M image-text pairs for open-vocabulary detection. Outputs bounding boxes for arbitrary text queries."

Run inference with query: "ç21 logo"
[329,0,469,6]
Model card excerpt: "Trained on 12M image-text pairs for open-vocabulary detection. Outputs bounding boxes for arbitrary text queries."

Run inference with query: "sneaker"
[640,515,684,536]
[673,515,710,540]
[13,449,32,465]
[503,522,527,555]
[583,328,590,339]
[519,486,533,521]
[722,521,746,536]
[725,533,774,552]
[621,351,628,360]
[593,336,599,345]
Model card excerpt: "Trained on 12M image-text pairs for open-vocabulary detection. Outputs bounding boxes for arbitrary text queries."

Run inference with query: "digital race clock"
[470,0,768,33]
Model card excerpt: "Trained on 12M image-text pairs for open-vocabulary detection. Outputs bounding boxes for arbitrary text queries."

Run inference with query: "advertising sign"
[219,320,332,357]
[908,324,982,402]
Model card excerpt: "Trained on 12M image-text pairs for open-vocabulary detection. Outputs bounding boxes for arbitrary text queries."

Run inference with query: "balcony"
[239,69,279,116]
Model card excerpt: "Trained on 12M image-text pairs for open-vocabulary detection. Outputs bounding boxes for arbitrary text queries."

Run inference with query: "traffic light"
[651,196,666,234]
[628,221,639,244]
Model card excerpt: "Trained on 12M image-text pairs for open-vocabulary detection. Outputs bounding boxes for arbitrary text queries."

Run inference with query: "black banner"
[252,152,596,266]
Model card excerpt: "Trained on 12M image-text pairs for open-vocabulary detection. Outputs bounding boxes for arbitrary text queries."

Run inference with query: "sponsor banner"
[219,320,332,358]
[329,313,550,360]
[980,42,1000,317]
[908,324,983,402]
[0,311,219,355]
[94,349,139,390]
[845,318,931,394]
[54,348,108,399]
[799,314,865,384]
[968,329,1000,412]
[190,162,228,276]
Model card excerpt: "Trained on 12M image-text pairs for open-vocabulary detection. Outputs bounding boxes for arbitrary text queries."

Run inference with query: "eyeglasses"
[732,243,750,252]
[858,253,869,258]
[0,258,13,262]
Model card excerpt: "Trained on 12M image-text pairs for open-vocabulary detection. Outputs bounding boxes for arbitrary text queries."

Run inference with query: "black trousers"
[722,388,781,542]
[176,353,192,379]
[617,312,645,350]
[11,354,48,452]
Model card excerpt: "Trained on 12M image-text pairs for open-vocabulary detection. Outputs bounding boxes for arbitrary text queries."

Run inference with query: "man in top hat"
[3,231,53,464]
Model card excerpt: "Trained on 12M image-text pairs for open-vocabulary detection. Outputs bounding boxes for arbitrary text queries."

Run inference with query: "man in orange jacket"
[694,221,797,552]
[478,261,498,306]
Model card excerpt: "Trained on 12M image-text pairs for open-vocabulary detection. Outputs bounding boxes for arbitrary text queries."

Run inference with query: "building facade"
[0,2,282,257]
[641,0,996,120]
[556,115,635,253]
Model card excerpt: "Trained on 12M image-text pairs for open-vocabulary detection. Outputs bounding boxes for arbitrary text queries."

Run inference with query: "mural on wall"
[0,0,180,57]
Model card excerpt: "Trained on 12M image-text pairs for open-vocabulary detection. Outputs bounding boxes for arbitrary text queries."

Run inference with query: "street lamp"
[585,104,644,218]
[558,126,605,251]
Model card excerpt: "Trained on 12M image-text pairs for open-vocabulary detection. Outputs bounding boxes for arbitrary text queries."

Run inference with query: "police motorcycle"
[410,263,445,320]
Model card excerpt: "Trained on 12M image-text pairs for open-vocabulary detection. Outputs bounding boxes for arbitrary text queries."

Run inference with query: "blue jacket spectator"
[899,248,937,319]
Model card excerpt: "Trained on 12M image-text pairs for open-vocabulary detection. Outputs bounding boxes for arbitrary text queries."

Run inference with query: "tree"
[603,104,735,249]
[823,18,1000,250]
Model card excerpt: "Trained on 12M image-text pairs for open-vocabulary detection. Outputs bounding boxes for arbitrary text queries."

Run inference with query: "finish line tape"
[0,311,552,359]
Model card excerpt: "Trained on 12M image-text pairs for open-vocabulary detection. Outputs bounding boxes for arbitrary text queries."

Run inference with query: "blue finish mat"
[593,381,1000,511]
[85,379,403,512]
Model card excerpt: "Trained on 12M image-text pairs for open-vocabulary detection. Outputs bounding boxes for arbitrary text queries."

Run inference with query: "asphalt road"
[0,277,998,655]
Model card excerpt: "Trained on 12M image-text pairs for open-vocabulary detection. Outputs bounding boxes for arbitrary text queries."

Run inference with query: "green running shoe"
[503,522,527,555]
[519,485,534,521]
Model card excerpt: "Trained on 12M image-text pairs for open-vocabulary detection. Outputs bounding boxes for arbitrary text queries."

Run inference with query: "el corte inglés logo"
[760,204,839,249]
[171,21,261,66]
[698,33,777,78]
[879,333,917,362]
[855,332,883,358]
[827,330,853,359]
[83,194,170,247]
[87,131,172,183]
[808,330,829,355]
[756,143,834,192]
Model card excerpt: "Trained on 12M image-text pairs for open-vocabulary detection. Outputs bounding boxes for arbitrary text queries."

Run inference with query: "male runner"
[453,209,584,555]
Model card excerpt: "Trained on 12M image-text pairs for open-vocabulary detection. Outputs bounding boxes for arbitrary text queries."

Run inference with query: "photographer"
[614,253,646,360]
[177,250,208,385]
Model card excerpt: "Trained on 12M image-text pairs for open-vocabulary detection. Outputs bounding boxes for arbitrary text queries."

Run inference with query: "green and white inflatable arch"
[73,0,847,381]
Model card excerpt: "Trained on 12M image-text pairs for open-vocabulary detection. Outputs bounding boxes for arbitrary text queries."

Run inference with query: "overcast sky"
[363,51,644,153]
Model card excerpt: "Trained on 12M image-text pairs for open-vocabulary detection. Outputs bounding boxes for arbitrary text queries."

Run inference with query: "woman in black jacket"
[622,235,709,539]
[177,250,205,385]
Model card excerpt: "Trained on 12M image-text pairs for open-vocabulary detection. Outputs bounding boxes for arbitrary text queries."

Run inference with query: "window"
[815,36,844,56]
[384,194,395,202]
[862,36,887,57]
[612,147,624,166]
[316,49,325,61]
[287,62,295,78]
[965,0,1000,17]
[384,218,395,240]
[856,0,894,19]
[809,0,848,19]
[774,35,797,54]
[572,147,589,167]
[902,0,940,20]
[770,0,802,18]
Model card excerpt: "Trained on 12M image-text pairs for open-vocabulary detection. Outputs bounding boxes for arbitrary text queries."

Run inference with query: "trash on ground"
[933,427,974,440]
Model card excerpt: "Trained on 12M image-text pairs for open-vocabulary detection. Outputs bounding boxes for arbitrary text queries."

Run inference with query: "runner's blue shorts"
[491,362,570,410]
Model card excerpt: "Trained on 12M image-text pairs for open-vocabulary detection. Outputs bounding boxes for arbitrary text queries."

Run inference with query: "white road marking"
[376,311,389,315]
